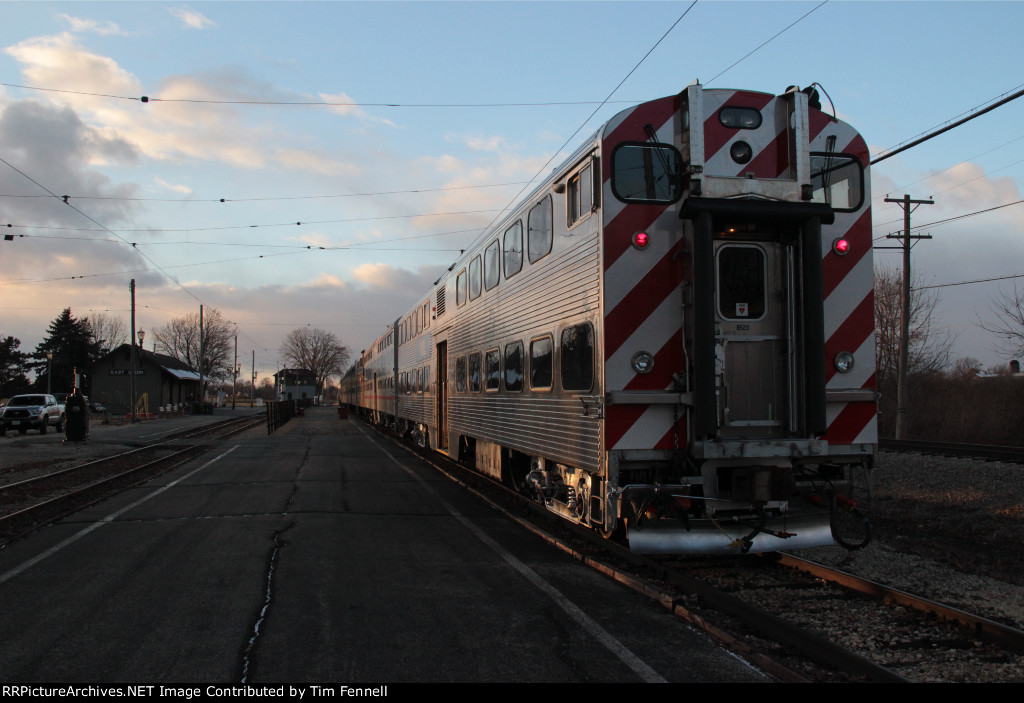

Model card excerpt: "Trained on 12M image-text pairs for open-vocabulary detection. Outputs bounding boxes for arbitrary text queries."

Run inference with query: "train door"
[372,372,379,423]
[436,341,448,451]
[714,239,794,439]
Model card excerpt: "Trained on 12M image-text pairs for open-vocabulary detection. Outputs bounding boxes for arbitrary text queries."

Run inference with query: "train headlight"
[730,141,753,164]
[631,351,655,374]
[834,351,855,373]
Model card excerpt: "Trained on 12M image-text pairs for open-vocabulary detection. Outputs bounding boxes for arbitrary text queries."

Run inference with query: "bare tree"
[152,308,234,380]
[257,377,276,399]
[86,313,128,355]
[279,328,350,395]
[874,263,955,382]
[977,282,1024,360]
[948,356,982,380]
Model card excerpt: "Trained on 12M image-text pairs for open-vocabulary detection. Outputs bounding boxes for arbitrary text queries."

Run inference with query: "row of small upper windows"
[399,301,431,345]
[376,331,394,354]
[453,322,594,394]
[399,366,430,394]
[454,159,598,308]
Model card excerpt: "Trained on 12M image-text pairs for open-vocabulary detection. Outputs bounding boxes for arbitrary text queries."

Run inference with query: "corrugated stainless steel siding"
[445,227,603,473]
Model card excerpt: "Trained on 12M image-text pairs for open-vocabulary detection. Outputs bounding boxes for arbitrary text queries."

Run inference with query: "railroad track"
[0,414,265,542]
[359,416,1024,682]
[880,439,1024,464]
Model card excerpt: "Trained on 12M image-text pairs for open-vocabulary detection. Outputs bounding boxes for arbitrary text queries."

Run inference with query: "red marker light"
[633,232,649,249]
[832,238,850,256]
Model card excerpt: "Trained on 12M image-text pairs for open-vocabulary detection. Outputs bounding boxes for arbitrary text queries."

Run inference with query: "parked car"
[0,394,65,435]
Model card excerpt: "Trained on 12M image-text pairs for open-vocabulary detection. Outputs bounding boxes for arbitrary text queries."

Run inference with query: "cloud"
[273,149,362,176]
[351,263,437,292]
[925,162,1022,211]
[465,135,505,152]
[0,100,139,220]
[170,7,216,30]
[288,232,333,248]
[303,273,348,289]
[319,91,396,127]
[5,33,141,103]
[155,178,193,194]
[58,14,129,36]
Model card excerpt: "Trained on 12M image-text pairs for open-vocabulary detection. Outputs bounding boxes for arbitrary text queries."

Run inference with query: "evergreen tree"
[32,308,101,394]
[0,335,31,397]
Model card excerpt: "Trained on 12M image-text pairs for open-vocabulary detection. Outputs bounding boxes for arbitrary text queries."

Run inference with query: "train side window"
[611,142,682,204]
[469,255,482,300]
[717,245,766,320]
[530,335,553,390]
[504,341,524,392]
[422,366,430,393]
[456,269,467,307]
[561,323,594,391]
[484,239,500,291]
[528,196,552,264]
[485,349,500,391]
[567,163,594,227]
[810,152,864,212]
[504,220,523,279]
[455,356,467,393]
[469,352,482,392]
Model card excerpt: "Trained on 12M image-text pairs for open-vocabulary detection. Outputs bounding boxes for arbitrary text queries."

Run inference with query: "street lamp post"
[135,328,145,422]
[232,363,240,410]
[46,352,53,395]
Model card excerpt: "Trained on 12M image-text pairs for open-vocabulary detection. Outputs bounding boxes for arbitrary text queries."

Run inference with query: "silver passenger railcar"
[344,82,876,554]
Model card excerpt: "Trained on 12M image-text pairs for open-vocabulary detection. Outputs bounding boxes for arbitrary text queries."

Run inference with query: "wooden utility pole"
[884,194,933,439]
[232,332,238,410]
[199,304,205,406]
[130,279,136,424]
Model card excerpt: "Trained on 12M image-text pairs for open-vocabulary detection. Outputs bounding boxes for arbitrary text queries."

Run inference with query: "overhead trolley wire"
[0,180,532,204]
[872,198,1024,244]
[871,84,1024,165]
[468,1,699,248]
[0,82,643,109]
[705,0,830,85]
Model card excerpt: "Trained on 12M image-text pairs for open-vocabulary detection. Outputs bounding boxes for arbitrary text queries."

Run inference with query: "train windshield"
[612,143,681,204]
[810,152,864,212]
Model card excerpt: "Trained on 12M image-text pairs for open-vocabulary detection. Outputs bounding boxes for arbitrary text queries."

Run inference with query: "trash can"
[64,389,90,441]
[337,406,349,420]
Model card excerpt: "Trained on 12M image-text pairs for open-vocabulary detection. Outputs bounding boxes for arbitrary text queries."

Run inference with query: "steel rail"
[0,443,208,536]
[880,439,1024,464]
[358,415,910,683]
[0,414,265,539]
[774,552,1024,654]
[0,414,264,499]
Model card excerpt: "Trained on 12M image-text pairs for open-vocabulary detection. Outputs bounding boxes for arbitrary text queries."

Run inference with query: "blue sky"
[2,1,1023,381]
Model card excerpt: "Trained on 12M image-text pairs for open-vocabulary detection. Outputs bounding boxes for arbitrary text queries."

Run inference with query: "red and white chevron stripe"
[600,89,876,451]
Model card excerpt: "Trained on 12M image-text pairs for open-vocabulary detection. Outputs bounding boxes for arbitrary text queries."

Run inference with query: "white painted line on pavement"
[0,445,240,585]
[354,423,666,683]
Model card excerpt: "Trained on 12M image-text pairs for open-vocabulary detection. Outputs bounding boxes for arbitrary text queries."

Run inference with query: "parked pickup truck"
[0,394,65,435]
